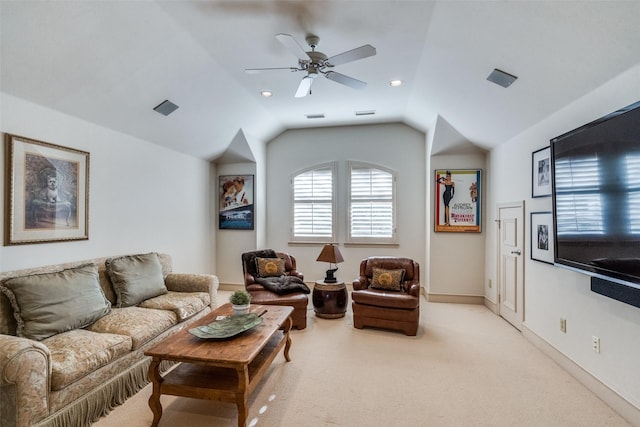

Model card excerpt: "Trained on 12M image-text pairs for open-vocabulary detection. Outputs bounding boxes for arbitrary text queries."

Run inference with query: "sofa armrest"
[164,273,219,309]
[0,334,51,427]
[352,276,369,291]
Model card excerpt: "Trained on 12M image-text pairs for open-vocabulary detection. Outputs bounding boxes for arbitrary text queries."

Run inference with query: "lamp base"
[324,268,338,284]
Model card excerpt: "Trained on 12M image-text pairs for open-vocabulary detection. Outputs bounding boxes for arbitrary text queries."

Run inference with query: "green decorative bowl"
[188,312,264,340]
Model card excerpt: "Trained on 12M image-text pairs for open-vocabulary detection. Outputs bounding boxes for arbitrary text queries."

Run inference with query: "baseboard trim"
[426,293,484,305]
[484,297,498,314]
[522,324,640,427]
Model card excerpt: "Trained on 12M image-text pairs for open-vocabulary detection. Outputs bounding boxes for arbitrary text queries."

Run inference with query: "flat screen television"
[551,100,640,308]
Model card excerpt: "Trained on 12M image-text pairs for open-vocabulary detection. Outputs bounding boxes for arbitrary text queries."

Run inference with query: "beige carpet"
[93,291,631,427]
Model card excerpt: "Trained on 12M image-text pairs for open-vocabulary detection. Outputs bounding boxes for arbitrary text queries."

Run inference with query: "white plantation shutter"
[348,162,396,243]
[291,164,335,241]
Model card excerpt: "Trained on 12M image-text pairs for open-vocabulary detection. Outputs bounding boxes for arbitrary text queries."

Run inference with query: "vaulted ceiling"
[2,1,639,159]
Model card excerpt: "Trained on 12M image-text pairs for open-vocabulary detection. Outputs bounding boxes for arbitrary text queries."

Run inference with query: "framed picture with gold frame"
[4,134,90,245]
[434,169,481,233]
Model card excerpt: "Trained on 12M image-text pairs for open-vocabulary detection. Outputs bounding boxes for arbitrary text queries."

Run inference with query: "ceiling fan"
[245,33,376,98]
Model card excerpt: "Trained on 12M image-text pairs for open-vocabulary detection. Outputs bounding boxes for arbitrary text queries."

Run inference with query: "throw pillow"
[255,257,285,278]
[370,267,405,291]
[106,252,167,307]
[0,263,111,341]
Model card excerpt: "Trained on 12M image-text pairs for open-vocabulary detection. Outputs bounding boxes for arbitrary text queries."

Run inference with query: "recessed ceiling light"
[260,91,273,97]
[389,80,404,87]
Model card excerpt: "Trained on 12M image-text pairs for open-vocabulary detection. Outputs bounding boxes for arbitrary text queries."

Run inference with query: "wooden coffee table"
[144,303,293,427]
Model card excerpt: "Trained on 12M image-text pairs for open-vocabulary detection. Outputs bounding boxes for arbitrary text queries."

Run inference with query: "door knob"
[511,249,522,255]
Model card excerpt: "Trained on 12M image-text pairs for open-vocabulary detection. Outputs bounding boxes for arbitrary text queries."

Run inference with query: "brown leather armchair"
[352,257,420,336]
[241,249,309,329]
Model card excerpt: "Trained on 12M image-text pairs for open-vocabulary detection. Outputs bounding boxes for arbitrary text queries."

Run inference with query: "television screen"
[551,101,640,306]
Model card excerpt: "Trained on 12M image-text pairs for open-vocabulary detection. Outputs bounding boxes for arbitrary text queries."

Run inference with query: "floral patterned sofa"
[0,252,218,427]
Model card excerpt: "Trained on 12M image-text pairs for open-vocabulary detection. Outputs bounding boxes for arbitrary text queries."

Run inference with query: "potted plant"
[229,290,251,315]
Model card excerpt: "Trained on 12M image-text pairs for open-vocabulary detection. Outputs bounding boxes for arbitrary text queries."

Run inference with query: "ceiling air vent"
[487,69,518,88]
[355,110,376,116]
[306,114,325,119]
[153,100,179,116]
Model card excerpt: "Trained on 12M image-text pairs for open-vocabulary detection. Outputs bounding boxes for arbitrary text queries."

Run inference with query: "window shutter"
[292,166,334,239]
[349,165,395,240]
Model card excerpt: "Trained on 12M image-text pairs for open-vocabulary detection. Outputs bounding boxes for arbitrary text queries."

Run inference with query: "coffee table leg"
[236,366,249,427]
[283,316,292,362]
[148,358,163,427]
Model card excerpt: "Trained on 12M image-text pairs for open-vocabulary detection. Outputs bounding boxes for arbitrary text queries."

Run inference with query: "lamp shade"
[316,244,344,264]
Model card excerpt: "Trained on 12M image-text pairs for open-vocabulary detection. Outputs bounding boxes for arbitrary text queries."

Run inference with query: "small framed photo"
[5,134,90,245]
[532,146,552,198]
[530,211,554,264]
[218,175,254,230]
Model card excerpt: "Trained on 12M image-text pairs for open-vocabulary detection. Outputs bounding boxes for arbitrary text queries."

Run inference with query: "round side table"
[312,281,348,319]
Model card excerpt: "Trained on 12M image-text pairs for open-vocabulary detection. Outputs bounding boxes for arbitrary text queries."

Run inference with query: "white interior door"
[497,202,524,330]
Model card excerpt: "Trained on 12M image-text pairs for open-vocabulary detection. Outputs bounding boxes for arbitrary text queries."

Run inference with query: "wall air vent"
[305,114,325,119]
[487,69,518,88]
[355,110,376,116]
[153,99,179,116]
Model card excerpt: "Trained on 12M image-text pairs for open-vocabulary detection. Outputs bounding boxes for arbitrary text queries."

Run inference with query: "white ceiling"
[2,1,639,160]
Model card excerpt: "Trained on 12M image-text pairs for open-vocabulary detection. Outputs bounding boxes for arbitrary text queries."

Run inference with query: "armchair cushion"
[0,264,111,341]
[106,252,167,307]
[370,267,405,291]
[256,257,285,277]
[242,249,278,280]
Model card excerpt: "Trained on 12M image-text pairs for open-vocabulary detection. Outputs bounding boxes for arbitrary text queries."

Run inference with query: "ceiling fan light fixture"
[389,79,404,87]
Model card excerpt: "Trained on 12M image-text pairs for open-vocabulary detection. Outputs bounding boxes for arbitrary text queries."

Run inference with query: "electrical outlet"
[592,336,600,353]
[560,318,567,333]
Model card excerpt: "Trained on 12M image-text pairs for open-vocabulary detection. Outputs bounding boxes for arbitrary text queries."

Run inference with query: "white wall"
[486,65,640,409]
[0,94,212,274]
[264,123,426,285]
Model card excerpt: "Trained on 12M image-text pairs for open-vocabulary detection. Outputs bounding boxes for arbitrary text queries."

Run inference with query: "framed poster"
[5,133,89,245]
[219,175,254,230]
[434,169,481,233]
[530,211,554,264]
[532,146,552,198]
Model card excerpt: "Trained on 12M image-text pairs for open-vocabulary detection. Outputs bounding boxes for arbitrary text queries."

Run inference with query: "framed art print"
[5,134,90,245]
[530,211,554,264]
[219,175,254,230]
[532,146,552,198]
[434,169,481,233]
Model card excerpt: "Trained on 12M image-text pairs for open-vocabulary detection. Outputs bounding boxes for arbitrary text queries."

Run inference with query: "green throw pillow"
[370,267,405,291]
[0,263,111,341]
[255,257,285,277]
[106,252,167,307]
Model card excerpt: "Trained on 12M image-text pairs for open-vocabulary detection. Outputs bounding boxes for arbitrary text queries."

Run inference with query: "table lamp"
[316,243,344,283]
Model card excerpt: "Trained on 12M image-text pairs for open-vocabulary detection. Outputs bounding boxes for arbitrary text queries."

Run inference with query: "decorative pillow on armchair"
[255,257,285,278]
[0,263,111,341]
[106,252,167,307]
[370,267,406,291]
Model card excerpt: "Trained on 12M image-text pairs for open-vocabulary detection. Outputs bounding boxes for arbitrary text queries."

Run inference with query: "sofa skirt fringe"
[34,358,176,427]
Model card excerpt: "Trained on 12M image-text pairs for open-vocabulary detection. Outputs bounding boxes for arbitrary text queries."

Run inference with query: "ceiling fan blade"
[245,67,300,74]
[324,71,367,90]
[275,33,310,61]
[295,75,315,98]
[326,44,376,67]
